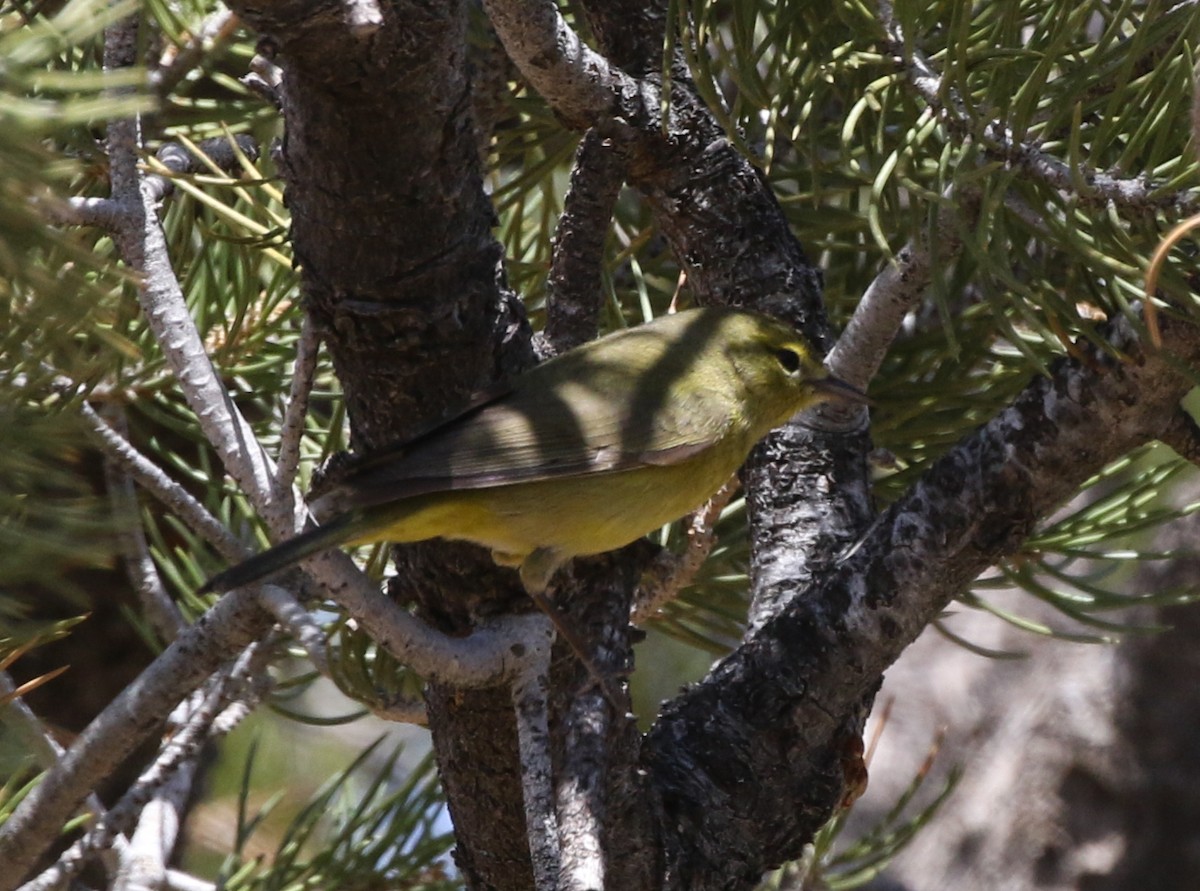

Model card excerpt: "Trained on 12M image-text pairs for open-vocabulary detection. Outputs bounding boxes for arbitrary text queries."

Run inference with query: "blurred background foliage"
[2,0,1199,886]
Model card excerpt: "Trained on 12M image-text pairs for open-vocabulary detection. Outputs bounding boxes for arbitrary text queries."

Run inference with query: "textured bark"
[540,128,627,355]
[223,4,538,887]
[642,314,1200,890]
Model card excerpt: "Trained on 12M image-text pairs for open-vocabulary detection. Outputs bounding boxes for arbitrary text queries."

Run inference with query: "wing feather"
[313,315,740,513]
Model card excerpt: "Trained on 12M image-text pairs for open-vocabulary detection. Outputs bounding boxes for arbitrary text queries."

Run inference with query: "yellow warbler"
[203,307,863,595]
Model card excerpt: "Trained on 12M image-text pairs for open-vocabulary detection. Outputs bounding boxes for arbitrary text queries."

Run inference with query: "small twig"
[78,398,248,564]
[151,10,240,98]
[274,315,321,511]
[632,477,740,625]
[510,638,561,891]
[100,404,188,644]
[257,584,329,676]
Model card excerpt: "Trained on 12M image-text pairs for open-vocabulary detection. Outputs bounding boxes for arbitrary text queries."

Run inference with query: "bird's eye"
[775,348,802,373]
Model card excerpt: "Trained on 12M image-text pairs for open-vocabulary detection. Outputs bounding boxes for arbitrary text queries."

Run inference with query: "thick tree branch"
[483,0,828,342]
[644,309,1200,889]
[538,128,627,356]
[218,4,541,887]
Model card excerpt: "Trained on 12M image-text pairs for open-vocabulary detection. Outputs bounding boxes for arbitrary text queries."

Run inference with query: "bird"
[202,306,865,598]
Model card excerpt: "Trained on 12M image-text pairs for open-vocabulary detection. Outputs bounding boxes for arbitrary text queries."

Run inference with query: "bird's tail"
[200,512,362,594]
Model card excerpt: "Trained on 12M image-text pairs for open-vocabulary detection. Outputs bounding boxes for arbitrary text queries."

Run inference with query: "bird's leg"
[517,548,626,711]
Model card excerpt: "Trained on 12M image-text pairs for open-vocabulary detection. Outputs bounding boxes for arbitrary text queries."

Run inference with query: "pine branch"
[874,0,1200,215]
[273,316,320,512]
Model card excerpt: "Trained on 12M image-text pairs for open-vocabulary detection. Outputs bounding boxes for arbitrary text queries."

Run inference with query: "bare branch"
[480,0,641,129]
[150,9,239,98]
[275,315,321,511]
[511,638,561,891]
[100,17,287,529]
[0,590,270,889]
[79,399,247,564]
[100,405,188,644]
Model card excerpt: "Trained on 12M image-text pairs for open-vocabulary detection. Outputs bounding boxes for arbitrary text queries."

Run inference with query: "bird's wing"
[312,331,735,511]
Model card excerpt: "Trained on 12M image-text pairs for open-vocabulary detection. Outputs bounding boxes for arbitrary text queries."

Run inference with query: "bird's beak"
[814,375,871,405]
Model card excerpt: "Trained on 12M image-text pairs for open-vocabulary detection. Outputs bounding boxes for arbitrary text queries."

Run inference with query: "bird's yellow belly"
[352,444,745,563]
